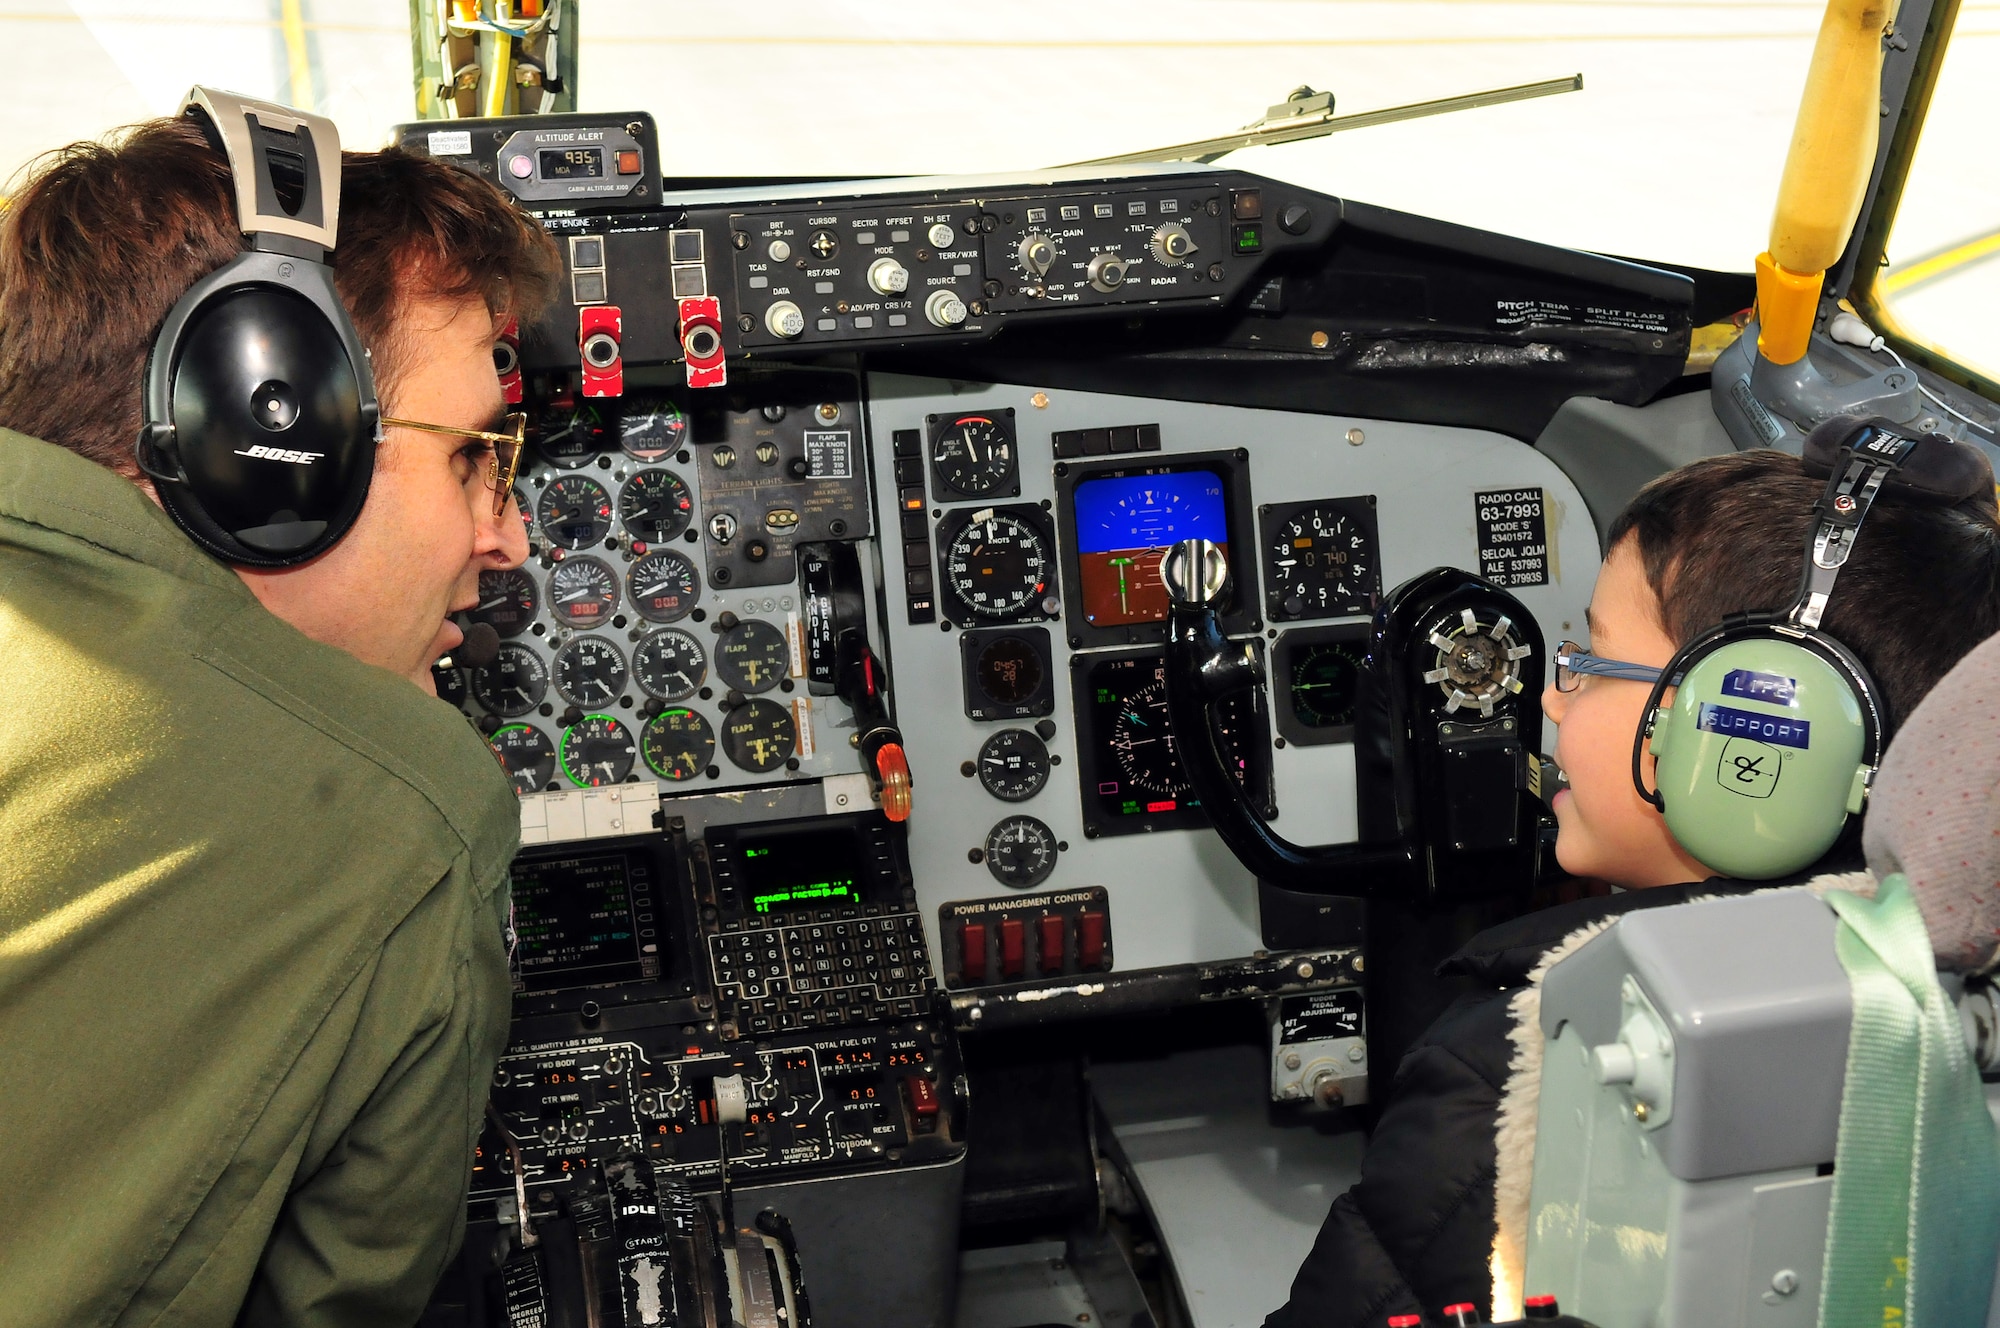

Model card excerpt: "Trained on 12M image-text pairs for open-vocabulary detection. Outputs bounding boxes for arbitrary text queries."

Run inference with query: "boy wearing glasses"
[0,120,557,1324]
[1268,446,2000,1328]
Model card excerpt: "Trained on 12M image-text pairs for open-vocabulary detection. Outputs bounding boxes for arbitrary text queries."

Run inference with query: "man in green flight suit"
[0,104,559,1324]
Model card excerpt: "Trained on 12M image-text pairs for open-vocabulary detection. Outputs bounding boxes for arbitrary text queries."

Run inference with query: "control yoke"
[1163,539,1549,903]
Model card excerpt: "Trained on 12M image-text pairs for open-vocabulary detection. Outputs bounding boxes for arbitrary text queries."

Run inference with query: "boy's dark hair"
[1608,448,2000,730]
[0,116,561,476]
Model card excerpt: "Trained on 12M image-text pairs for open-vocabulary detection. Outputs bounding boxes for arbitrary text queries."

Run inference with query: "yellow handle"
[1759,0,1901,363]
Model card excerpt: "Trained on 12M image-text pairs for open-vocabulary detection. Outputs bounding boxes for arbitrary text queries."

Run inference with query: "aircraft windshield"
[3,1,1993,284]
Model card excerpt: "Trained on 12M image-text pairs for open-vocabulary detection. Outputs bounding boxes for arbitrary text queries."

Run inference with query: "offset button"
[1077,911,1108,969]
[999,918,1025,978]
[960,923,988,981]
[1039,915,1066,973]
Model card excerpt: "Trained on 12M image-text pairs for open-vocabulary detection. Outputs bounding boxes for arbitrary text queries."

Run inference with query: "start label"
[1475,487,1551,588]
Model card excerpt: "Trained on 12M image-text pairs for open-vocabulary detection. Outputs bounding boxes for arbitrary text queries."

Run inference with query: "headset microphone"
[134,88,378,568]
[1631,416,1989,880]
[452,620,502,670]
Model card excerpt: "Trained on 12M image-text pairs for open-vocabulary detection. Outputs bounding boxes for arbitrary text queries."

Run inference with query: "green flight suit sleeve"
[234,860,512,1328]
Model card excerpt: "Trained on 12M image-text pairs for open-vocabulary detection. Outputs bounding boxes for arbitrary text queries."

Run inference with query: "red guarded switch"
[959,923,987,983]
[906,1074,940,1119]
[1038,915,1066,973]
[1077,911,1108,970]
[999,918,1025,978]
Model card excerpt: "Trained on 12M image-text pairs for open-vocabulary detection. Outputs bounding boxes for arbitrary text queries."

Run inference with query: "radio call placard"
[1475,488,1551,588]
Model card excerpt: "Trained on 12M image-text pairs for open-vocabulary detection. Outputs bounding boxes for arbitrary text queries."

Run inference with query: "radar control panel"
[404,109,1698,1328]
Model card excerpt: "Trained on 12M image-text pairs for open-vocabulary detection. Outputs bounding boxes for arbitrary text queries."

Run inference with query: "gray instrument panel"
[865,374,1601,976]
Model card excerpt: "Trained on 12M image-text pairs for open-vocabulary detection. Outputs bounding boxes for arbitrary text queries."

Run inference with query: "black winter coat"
[1263,882,1754,1328]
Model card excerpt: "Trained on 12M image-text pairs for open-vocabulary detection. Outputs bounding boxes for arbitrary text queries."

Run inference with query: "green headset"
[1630,418,1981,879]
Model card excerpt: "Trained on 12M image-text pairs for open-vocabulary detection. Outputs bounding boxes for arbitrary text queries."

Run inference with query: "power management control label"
[1474,487,1551,588]
[1277,989,1364,1045]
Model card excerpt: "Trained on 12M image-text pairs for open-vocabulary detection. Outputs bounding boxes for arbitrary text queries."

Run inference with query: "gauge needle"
[963,426,980,463]
[557,585,594,603]
[478,594,510,610]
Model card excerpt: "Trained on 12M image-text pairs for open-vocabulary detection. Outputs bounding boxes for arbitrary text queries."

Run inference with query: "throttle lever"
[1163,539,1412,895]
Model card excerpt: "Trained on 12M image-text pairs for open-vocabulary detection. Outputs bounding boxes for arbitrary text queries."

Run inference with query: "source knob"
[1149,222,1197,267]
[867,258,911,295]
[924,289,969,328]
[1017,233,1057,277]
[764,300,805,339]
[1086,251,1134,293]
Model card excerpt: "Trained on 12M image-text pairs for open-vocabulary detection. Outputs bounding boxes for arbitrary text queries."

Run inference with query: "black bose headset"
[135,87,379,567]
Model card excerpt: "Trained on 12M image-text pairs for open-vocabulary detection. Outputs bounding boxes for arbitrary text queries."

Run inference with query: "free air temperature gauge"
[928,409,1019,498]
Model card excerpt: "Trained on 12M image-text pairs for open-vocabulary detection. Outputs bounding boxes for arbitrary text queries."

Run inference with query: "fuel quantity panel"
[444,384,877,806]
[865,375,1599,978]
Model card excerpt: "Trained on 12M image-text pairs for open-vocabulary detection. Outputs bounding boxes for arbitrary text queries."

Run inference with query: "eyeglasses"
[380,412,527,517]
[1553,640,1673,693]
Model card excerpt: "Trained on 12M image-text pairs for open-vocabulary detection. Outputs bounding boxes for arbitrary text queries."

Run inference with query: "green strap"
[1820,875,2000,1327]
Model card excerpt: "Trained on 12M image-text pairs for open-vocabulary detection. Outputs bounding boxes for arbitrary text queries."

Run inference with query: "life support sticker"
[1697,702,1811,749]
[1719,669,1798,707]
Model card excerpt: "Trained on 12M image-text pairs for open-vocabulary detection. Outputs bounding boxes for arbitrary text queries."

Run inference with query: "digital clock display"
[538,148,604,179]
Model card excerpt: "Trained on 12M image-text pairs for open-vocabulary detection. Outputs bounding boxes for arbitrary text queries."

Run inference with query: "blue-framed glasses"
[1554,640,1669,692]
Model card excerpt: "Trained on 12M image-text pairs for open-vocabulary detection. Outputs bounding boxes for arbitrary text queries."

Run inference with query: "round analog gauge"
[976,729,1051,802]
[432,663,468,708]
[552,636,629,708]
[944,512,1051,620]
[534,400,613,467]
[472,644,549,718]
[633,629,707,701]
[548,555,619,629]
[1266,503,1378,619]
[618,469,695,544]
[512,484,533,540]
[931,414,1017,496]
[1108,675,1259,799]
[1291,640,1365,729]
[641,707,715,781]
[620,396,690,462]
[721,698,796,772]
[472,567,539,638]
[984,815,1058,888]
[559,714,636,787]
[975,635,1046,706]
[536,475,614,550]
[716,619,791,694]
[488,723,556,796]
[628,549,701,624]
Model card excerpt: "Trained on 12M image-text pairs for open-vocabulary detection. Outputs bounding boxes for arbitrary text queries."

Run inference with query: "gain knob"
[1017,233,1057,278]
[1149,222,1197,267]
[764,300,805,339]
[1086,251,1134,293]
[924,289,969,328]
[867,257,911,295]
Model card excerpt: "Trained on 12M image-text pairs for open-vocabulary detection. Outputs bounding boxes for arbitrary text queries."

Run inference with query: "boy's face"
[1541,537,1713,888]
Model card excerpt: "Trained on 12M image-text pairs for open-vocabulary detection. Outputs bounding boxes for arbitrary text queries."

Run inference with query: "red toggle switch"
[495,316,523,405]
[678,295,727,389]
[1387,1318,1423,1328]
[906,1075,940,1118]
[1039,915,1066,973]
[959,923,987,982]
[999,918,1025,978]
[1077,911,1107,970]
[579,305,623,397]
[1440,1305,1481,1327]
[1523,1295,1560,1320]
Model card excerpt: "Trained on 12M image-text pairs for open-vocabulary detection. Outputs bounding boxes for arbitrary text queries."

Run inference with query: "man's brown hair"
[1607,449,2000,730]
[0,115,560,475]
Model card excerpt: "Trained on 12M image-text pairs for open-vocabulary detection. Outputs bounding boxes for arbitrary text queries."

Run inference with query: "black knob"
[1279,203,1314,236]
[787,456,810,479]
[1034,718,1058,740]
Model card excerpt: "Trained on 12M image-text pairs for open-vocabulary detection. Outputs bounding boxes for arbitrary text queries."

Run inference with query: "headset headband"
[182,87,342,255]
[1789,423,1919,630]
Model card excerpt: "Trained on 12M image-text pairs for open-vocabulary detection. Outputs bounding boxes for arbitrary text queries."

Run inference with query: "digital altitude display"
[508,850,662,992]
[740,827,866,915]
[539,147,604,179]
[1072,471,1228,627]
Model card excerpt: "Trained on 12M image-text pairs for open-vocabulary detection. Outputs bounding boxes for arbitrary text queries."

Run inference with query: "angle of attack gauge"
[473,644,548,717]
[559,714,636,787]
[941,508,1055,623]
[537,475,614,550]
[722,698,796,773]
[984,815,1058,888]
[1261,497,1381,622]
[633,629,706,701]
[552,636,628,708]
[618,469,695,544]
[929,410,1019,498]
[472,568,538,638]
[642,707,714,781]
[534,400,613,467]
[976,728,1051,802]
[488,722,556,796]
[547,555,619,629]
[628,549,701,624]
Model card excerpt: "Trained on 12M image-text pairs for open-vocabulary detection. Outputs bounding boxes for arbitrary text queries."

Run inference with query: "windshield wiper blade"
[1062,75,1583,169]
